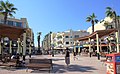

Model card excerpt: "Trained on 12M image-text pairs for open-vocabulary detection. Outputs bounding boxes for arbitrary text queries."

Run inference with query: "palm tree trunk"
[38,40,40,51]
[37,35,41,54]
[115,16,117,29]
[92,20,94,33]
[4,12,8,24]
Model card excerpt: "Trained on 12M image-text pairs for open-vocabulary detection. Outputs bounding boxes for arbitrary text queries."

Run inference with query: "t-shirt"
[66,50,70,57]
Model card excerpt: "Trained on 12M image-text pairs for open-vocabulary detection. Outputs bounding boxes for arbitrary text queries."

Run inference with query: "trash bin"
[106,53,120,74]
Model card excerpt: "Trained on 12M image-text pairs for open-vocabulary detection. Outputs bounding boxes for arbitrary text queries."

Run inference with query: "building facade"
[63,29,89,48]
[0,15,28,28]
[42,33,51,51]
[42,30,89,52]
[0,15,34,58]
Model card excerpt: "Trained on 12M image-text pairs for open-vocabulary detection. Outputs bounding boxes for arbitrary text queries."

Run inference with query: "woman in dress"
[65,47,70,66]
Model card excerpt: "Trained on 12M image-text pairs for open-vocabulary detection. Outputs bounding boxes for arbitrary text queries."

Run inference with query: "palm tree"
[37,32,41,54]
[86,13,98,33]
[104,21,113,29]
[106,7,117,29]
[0,1,17,24]
[86,13,98,58]
[116,15,120,27]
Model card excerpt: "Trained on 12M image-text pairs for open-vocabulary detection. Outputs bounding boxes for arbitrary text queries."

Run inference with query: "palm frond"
[6,0,9,5]
[0,1,6,10]
[0,12,5,15]
[0,6,3,11]
[95,19,98,23]
[7,3,14,8]
[113,11,116,16]
[11,7,17,11]
[38,32,42,35]
[9,13,13,17]
[106,7,112,10]
[92,13,95,18]
[86,17,91,22]
[106,11,113,17]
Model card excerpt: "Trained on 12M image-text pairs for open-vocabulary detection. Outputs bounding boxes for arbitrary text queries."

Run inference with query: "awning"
[0,24,26,40]
[74,29,118,41]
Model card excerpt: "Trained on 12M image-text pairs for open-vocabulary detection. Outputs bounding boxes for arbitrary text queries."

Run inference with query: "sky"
[6,0,120,46]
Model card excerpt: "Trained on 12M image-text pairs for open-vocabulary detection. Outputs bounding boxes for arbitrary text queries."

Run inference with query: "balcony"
[0,19,26,28]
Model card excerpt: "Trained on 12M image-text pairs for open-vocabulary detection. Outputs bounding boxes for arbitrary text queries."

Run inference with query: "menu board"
[115,56,120,62]
[106,63,114,74]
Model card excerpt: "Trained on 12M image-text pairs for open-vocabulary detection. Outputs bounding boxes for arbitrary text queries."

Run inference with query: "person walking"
[65,47,70,66]
[73,51,78,60]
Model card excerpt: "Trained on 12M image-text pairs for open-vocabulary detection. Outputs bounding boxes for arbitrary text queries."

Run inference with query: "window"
[65,36,69,38]
[8,21,14,26]
[74,35,79,38]
[66,42,69,44]
[16,22,22,27]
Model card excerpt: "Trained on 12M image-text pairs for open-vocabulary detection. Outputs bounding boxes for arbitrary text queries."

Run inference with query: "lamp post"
[91,39,94,52]
[0,41,2,60]
[3,37,9,54]
[89,38,91,57]
[23,32,26,61]
[27,38,31,57]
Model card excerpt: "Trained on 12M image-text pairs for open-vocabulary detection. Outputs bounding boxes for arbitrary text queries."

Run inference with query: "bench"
[26,59,52,73]
[0,59,17,67]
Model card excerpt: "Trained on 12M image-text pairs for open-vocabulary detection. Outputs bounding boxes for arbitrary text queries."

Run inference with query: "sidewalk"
[51,54,106,74]
[0,54,106,74]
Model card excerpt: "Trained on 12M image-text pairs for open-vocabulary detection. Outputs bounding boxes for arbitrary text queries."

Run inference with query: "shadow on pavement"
[51,64,97,73]
[0,66,26,71]
[52,58,65,61]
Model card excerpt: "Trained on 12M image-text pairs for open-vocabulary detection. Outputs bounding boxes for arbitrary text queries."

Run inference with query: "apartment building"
[42,33,51,51]
[42,30,89,51]
[63,29,89,48]
[52,32,64,49]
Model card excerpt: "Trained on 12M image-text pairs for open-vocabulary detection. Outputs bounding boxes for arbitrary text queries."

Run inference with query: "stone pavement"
[0,54,106,74]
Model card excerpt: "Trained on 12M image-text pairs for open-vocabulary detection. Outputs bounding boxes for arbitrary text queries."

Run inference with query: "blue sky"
[8,0,120,46]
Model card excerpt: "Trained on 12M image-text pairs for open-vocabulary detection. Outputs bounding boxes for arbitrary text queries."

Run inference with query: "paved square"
[0,54,106,74]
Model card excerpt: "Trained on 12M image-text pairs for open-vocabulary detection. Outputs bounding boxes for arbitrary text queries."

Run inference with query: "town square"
[0,0,120,74]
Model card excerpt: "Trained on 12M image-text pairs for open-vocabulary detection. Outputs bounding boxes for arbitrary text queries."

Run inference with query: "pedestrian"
[73,51,78,60]
[65,47,70,66]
